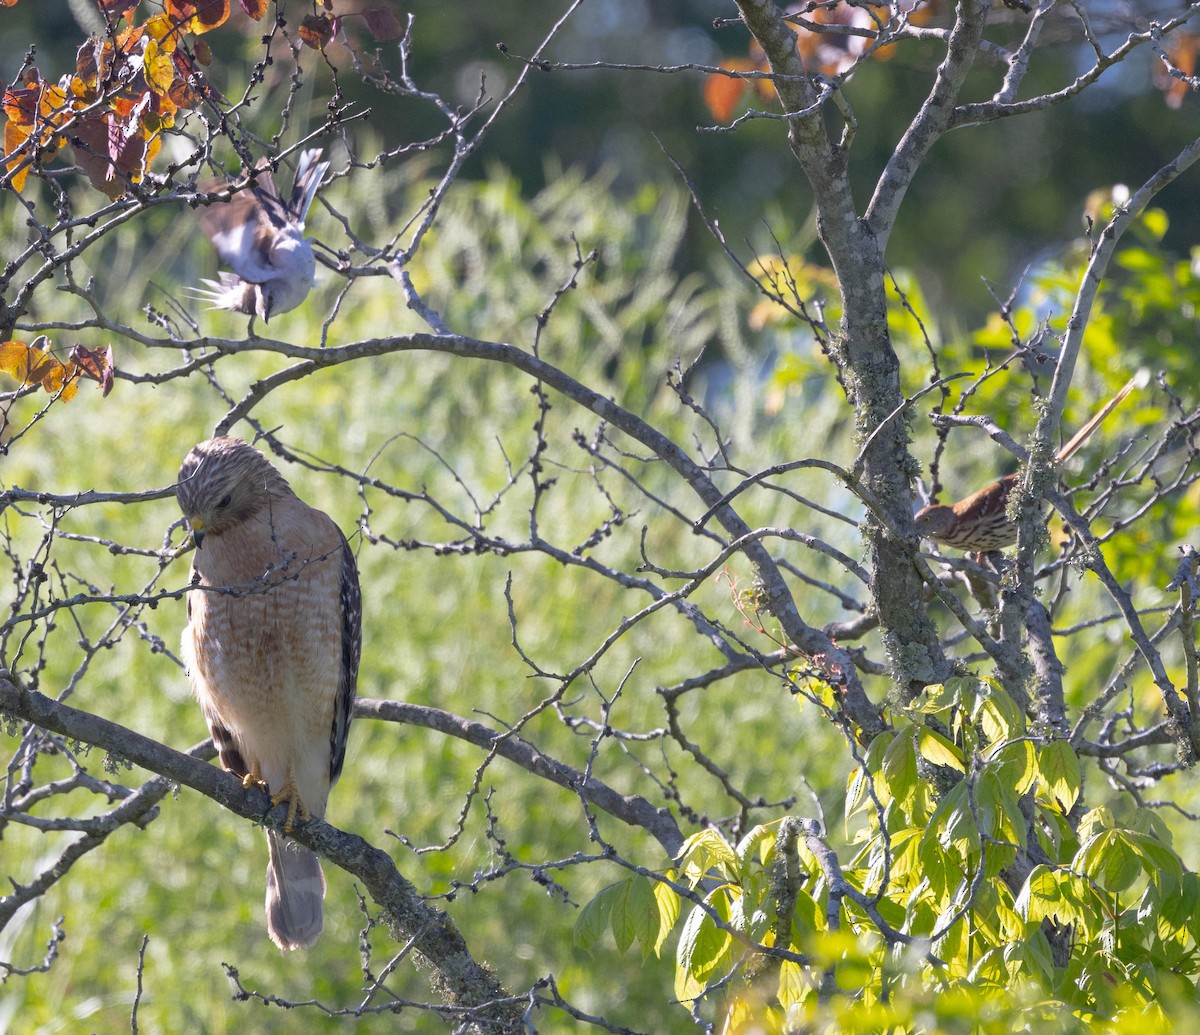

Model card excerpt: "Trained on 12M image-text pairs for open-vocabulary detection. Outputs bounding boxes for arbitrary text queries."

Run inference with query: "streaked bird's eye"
[217,493,232,508]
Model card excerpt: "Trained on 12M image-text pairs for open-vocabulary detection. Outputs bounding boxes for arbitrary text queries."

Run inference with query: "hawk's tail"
[265,830,326,951]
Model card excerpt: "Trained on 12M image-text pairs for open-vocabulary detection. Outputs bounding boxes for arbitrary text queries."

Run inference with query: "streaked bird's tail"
[289,148,330,227]
[265,830,325,951]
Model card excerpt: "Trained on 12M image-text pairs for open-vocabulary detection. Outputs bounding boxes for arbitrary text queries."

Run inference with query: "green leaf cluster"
[569,672,1200,1030]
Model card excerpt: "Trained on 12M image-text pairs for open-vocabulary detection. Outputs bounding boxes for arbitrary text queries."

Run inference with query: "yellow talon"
[241,763,268,793]
[269,763,310,834]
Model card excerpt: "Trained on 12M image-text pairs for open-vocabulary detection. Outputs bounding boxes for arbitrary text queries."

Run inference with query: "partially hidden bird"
[915,377,1136,553]
[177,436,361,950]
[191,148,329,323]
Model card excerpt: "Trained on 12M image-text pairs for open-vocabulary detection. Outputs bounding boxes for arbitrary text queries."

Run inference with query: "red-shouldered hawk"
[176,436,360,951]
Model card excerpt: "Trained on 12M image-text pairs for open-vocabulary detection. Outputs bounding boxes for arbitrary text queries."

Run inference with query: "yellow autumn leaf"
[142,38,176,95]
[143,13,179,50]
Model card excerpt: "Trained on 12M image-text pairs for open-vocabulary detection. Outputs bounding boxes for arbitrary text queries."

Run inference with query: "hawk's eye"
[217,493,233,508]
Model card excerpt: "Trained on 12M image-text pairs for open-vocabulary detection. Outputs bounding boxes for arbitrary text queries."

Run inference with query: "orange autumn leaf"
[40,360,80,401]
[704,59,760,123]
[238,0,270,18]
[1155,31,1198,109]
[3,120,31,191]
[2,72,75,191]
[4,70,44,125]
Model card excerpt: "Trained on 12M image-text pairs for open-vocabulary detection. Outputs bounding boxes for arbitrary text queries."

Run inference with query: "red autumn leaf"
[72,107,152,199]
[299,14,335,49]
[362,8,405,41]
[166,0,229,32]
[68,344,116,396]
[192,0,230,31]
[238,0,269,17]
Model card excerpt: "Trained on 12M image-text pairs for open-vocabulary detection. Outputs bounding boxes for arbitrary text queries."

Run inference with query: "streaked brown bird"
[915,378,1136,553]
[177,436,361,950]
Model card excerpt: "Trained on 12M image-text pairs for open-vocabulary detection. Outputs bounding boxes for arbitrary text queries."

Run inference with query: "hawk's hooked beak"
[189,516,207,549]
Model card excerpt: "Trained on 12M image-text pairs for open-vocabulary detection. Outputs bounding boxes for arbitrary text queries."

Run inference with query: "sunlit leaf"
[3,119,30,191]
[777,959,810,1014]
[678,828,739,883]
[736,823,776,867]
[143,13,179,48]
[0,339,38,382]
[0,338,79,400]
[922,780,977,856]
[143,38,177,94]
[299,13,335,49]
[973,679,1023,743]
[166,0,228,32]
[881,726,918,810]
[238,0,270,17]
[1038,741,1080,813]
[676,888,733,992]
[917,727,965,772]
[652,876,680,959]
[989,739,1037,795]
[1075,829,1142,893]
[1015,865,1091,928]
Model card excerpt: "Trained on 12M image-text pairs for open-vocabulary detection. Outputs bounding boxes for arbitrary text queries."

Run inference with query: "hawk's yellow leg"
[269,762,311,834]
[241,762,268,793]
